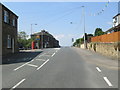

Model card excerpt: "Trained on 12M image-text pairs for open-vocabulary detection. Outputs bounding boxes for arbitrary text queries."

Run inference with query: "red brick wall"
[91,31,120,42]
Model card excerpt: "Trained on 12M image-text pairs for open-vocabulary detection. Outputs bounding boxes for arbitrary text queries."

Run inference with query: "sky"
[2,2,118,46]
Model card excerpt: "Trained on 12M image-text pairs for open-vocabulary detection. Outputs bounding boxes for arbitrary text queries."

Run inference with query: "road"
[2,47,119,89]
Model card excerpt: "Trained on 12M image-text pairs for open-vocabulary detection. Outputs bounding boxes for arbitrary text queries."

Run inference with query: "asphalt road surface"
[2,47,119,89]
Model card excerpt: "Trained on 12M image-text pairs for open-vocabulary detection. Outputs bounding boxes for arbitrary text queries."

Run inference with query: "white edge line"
[103,77,113,86]
[96,67,101,72]
[51,53,55,57]
[37,59,49,70]
[11,79,26,89]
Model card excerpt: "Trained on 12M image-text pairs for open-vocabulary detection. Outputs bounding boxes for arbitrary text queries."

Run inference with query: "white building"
[113,13,120,27]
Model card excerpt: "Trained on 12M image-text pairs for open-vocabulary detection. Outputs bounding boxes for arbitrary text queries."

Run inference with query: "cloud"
[54,34,65,40]
[54,34,83,46]
[54,34,75,40]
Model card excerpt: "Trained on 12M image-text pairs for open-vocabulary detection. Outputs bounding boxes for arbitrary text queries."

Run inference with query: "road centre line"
[11,79,26,90]
[37,59,49,70]
[51,53,56,57]
[96,67,101,72]
[27,64,38,67]
[13,60,33,71]
[103,77,113,86]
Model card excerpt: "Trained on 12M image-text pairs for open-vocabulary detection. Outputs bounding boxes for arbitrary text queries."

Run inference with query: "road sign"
[36,35,40,38]
[36,38,40,40]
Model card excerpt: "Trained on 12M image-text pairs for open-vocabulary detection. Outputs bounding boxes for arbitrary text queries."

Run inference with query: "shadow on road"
[1,51,43,65]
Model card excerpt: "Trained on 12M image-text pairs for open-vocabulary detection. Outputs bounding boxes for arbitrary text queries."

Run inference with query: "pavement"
[1,47,119,89]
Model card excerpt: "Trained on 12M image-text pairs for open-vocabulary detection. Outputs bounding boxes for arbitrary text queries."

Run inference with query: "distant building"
[31,30,60,49]
[0,3,18,56]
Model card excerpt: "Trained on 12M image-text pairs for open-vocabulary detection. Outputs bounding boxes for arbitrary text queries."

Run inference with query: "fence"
[91,31,120,43]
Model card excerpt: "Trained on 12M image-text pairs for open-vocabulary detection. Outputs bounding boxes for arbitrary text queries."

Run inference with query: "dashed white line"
[96,67,101,72]
[27,64,38,67]
[11,79,26,89]
[103,77,113,86]
[37,59,49,70]
[51,53,56,57]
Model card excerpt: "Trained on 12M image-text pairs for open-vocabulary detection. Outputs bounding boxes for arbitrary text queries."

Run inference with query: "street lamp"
[31,24,37,35]
[81,6,87,49]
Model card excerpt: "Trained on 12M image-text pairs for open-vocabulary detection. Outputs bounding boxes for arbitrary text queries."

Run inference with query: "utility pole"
[82,6,87,49]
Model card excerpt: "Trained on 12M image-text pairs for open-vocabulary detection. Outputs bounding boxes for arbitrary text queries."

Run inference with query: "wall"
[91,31,120,43]
[0,4,2,90]
[0,4,2,57]
[87,42,120,60]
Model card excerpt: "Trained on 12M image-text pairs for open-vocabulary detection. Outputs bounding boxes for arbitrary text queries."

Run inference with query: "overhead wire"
[41,6,82,26]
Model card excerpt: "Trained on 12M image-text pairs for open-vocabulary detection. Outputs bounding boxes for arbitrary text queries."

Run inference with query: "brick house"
[0,3,18,57]
[31,30,60,49]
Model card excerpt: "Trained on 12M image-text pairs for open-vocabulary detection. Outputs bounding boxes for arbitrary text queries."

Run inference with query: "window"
[48,37,49,41]
[7,35,11,48]
[4,10,9,23]
[12,18,15,26]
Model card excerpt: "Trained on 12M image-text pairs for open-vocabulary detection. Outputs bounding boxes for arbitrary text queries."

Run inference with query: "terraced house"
[0,3,18,57]
[31,30,60,49]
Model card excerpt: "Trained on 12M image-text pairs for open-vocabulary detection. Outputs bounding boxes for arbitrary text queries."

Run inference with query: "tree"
[18,31,30,49]
[18,31,28,40]
[73,38,84,47]
[94,28,105,36]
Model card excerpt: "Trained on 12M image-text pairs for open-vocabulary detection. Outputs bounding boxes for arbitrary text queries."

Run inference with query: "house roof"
[32,30,54,38]
[105,24,120,33]
[113,13,120,19]
[1,3,18,18]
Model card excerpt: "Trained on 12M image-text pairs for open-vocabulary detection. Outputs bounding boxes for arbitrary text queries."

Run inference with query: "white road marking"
[43,55,51,56]
[11,79,26,89]
[103,77,113,86]
[54,48,61,50]
[14,60,34,71]
[96,67,101,72]
[36,59,46,61]
[37,59,49,70]
[27,64,38,67]
[39,53,46,57]
[51,53,56,57]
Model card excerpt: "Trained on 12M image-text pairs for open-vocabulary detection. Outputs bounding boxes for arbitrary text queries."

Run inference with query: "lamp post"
[81,6,87,49]
[31,24,37,49]
[31,24,37,35]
